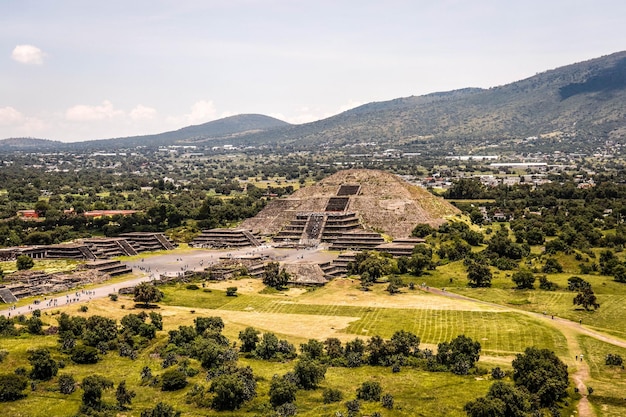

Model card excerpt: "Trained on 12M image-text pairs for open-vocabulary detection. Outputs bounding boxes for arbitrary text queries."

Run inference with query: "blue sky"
[1,0,625,142]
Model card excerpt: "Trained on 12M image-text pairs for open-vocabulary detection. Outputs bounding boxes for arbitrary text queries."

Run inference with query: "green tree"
[81,375,114,411]
[0,373,28,402]
[573,287,600,311]
[238,327,260,353]
[58,374,76,395]
[512,347,569,407]
[269,375,297,408]
[161,369,187,391]
[511,270,535,290]
[300,339,325,360]
[542,258,563,273]
[134,282,163,307]
[116,380,136,410]
[411,223,436,238]
[467,261,492,288]
[436,335,481,374]
[464,396,506,417]
[293,358,327,389]
[140,402,181,417]
[16,255,34,270]
[356,381,382,401]
[28,348,58,381]
[262,262,290,289]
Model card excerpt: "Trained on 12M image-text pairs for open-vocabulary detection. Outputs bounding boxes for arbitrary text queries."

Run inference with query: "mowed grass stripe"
[160,286,567,355]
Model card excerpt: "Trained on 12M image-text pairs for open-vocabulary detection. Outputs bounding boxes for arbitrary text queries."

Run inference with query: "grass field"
[1,267,624,416]
[577,335,626,417]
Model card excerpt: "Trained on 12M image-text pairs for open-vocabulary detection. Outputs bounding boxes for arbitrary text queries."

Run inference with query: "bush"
[381,393,394,409]
[58,374,76,394]
[71,345,99,364]
[140,402,181,417]
[186,284,199,290]
[606,353,623,366]
[0,373,28,401]
[226,287,238,297]
[16,255,34,270]
[491,367,506,379]
[79,305,88,313]
[269,375,297,408]
[161,369,187,391]
[356,381,382,401]
[109,294,118,301]
[322,387,343,404]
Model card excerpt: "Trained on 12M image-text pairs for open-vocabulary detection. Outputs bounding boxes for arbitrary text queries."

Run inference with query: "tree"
[269,375,297,408]
[226,286,238,296]
[16,255,34,270]
[467,261,492,288]
[58,374,76,395]
[464,396,506,417]
[386,275,404,294]
[28,348,58,381]
[573,287,600,311]
[238,327,260,353]
[411,223,436,238]
[436,335,481,374]
[0,373,28,402]
[300,339,325,360]
[208,366,256,410]
[161,369,187,391]
[605,353,623,366]
[511,270,535,290]
[542,258,563,273]
[389,330,421,357]
[116,380,136,410]
[134,282,163,307]
[293,358,327,389]
[512,347,569,407]
[323,387,343,404]
[567,276,591,292]
[356,381,382,401]
[83,315,118,348]
[194,316,224,335]
[381,393,394,409]
[262,262,290,289]
[71,345,99,364]
[81,375,114,411]
[140,402,181,417]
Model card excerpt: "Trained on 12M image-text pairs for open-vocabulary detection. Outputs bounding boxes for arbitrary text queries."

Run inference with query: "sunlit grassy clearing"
[159,284,568,355]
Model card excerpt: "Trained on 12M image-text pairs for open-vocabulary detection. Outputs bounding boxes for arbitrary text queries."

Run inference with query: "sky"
[1,0,625,142]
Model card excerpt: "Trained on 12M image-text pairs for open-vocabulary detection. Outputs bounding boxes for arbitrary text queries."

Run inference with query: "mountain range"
[2,50,626,153]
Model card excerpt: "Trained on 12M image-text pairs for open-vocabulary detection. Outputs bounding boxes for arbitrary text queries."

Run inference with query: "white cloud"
[65,100,123,122]
[166,100,219,126]
[0,107,24,126]
[130,105,157,120]
[11,44,46,65]
[186,100,217,124]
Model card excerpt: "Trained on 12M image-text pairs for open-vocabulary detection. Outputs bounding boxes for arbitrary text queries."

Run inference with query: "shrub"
[491,367,506,380]
[356,381,382,401]
[58,374,76,394]
[322,387,343,404]
[71,345,99,364]
[381,393,394,409]
[140,402,181,417]
[0,373,28,401]
[161,369,187,391]
[186,284,199,290]
[226,287,238,296]
[109,294,118,301]
[606,353,623,366]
